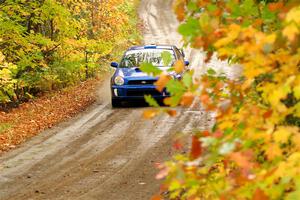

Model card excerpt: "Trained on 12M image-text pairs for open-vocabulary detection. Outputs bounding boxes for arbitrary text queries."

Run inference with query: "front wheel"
[111,99,122,108]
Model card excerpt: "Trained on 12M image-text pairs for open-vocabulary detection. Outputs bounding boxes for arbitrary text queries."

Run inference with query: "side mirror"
[111,62,119,68]
[184,60,190,66]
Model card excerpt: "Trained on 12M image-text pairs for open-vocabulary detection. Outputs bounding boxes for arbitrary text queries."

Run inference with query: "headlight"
[114,76,124,85]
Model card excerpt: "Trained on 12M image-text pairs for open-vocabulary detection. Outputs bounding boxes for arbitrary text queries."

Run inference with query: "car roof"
[127,44,176,51]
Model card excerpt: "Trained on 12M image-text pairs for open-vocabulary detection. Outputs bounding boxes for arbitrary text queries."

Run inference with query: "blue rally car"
[110,45,189,107]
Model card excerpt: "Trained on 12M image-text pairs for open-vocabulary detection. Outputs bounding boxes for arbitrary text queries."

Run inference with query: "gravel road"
[0,1,231,199]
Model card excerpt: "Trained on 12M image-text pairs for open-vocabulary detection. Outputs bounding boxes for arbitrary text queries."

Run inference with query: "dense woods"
[0,0,140,109]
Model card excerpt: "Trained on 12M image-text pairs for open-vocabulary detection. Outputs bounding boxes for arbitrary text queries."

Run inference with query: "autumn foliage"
[149,0,300,199]
[0,0,141,150]
[0,79,97,152]
[0,0,140,108]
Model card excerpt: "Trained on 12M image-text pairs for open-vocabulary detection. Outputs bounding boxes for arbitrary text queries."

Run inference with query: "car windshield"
[119,49,175,68]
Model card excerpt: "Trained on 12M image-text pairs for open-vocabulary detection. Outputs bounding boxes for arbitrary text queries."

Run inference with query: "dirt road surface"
[0,1,234,200]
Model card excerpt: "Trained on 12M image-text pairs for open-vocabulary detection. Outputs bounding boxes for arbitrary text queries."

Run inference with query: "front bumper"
[111,85,169,101]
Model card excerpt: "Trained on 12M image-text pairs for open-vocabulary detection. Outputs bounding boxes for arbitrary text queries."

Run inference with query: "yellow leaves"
[0,52,17,86]
[294,85,300,99]
[295,102,300,117]
[263,33,277,45]
[268,89,287,108]
[214,24,241,48]
[273,128,290,143]
[259,76,297,116]
[243,62,266,80]
[0,51,5,63]
[286,6,300,24]
[241,79,254,90]
[283,6,300,41]
[259,81,290,112]
[273,126,298,143]
[173,60,184,74]
[265,143,282,160]
[218,120,235,130]
[293,134,300,151]
[283,23,299,42]
[287,152,300,166]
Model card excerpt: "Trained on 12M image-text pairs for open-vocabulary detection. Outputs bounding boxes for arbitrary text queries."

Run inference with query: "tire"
[111,99,122,108]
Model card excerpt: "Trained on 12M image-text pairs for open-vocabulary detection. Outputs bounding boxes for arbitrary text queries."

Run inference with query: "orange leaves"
[155,73,171,92]
[263,110,273,119]
[213,28,226,39]
[166,109,177,117]
[229,151,254,170]
[180,92,194,106]
[143,109,177,119]
[173,60,185,74]
[173,0,186,22]
[190,136,202,160]
[143,109,159,119]
[0,79,98,151]
[252,189,269,200]
[151,195,162,200]
[268,2,284,12]
[199,93,210,105]
[192,36,205,48]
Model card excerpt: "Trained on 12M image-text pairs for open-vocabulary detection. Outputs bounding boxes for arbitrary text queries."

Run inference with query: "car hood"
[116,67,170,78]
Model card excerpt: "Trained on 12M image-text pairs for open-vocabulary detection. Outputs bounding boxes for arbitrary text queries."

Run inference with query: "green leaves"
[207,68,216,76]
[178,17,200,37]
[166,79,186,95]
[145,95,160,107]
[140,62,162,76]
[161,51,173,66]
[182,73,192,88]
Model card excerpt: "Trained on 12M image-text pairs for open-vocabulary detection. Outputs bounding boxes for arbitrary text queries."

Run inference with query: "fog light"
[114,89,118,96]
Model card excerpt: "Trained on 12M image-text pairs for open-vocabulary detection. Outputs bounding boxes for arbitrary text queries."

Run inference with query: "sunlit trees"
[0,0,139,107]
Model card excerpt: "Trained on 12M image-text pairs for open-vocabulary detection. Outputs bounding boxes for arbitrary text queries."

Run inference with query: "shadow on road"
[113,99,167,108]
